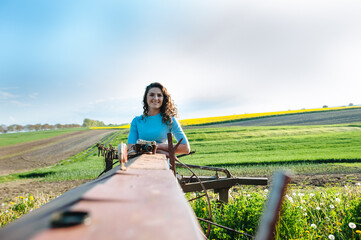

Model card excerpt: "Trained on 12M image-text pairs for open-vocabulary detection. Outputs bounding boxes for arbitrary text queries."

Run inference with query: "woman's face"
[146,87,163,111]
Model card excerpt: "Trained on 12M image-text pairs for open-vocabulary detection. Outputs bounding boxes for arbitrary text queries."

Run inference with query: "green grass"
[0,128,88,147]
[2,124,361,183]
[178,124,361,174]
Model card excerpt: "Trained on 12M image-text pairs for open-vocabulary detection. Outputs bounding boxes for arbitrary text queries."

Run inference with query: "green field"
[1,124,361,238]
[0,128,87,147]
[1,123,361,183]
[179,124,361,177]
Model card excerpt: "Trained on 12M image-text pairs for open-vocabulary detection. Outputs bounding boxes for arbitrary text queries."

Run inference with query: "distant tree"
[14,124,23,132]
[41,124,50,130]
[0,125,7,133]
[7,125,16,132]
[24,124,33,131]
[33,124,42,131]
[55,123,63,129]
[349,103,354,106]
[82,118,105,127]
[323,105,328,108]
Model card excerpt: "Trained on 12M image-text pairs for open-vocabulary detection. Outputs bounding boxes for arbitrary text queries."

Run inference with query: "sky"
[1,0,361,126]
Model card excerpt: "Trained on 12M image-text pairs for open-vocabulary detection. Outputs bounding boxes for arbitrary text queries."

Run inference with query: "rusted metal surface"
[167,133,183,176]
[255,171,292,240]
[176,163,233,178]
[181,177,268,193]
[0,154,204,240]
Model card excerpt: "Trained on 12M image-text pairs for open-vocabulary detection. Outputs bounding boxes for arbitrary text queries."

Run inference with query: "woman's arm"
[156,142,190,155]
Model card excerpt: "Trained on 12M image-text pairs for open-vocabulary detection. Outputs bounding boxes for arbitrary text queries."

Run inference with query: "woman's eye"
[157,94,162,97]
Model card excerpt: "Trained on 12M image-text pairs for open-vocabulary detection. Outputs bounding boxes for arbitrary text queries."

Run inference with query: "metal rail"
[0,154,205,240]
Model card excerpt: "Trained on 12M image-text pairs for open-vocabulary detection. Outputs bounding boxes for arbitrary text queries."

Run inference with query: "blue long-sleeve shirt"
[127,113,188,144]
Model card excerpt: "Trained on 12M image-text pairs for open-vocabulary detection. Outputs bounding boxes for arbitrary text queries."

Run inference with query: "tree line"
[0,123,82,134]
[0,118,110,134]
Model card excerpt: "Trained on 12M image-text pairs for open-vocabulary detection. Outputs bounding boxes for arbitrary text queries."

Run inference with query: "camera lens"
[144,144,153,152]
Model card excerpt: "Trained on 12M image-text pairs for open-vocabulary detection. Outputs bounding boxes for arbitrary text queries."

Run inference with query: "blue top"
[127,113,189,144]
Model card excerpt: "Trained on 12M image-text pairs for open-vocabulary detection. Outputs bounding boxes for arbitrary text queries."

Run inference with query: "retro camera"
[134,139,157,154]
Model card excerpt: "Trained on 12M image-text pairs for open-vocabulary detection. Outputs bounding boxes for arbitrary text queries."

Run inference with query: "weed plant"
[0,193,58,227]
[189,184,361,239]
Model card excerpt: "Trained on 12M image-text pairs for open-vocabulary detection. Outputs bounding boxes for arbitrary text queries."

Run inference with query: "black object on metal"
[50,211,90,228]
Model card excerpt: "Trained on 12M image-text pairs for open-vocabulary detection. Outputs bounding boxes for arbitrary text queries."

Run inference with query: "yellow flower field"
[90,106,361,129]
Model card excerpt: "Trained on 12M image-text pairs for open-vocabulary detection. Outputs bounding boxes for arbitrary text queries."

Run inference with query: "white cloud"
[0,91,17,100]
[29,92,38,99]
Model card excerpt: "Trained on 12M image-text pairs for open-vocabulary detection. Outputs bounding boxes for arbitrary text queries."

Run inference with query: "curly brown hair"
[142,82,178,126]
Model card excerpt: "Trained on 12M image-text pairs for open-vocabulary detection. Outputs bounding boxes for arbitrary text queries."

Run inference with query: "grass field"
[1,123,361,183]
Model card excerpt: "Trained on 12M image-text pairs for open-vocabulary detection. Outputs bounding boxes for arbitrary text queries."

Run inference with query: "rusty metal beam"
[181,177,268,193]
[176,163,232,178]
[0,154,204,240]
[255,171,292,240]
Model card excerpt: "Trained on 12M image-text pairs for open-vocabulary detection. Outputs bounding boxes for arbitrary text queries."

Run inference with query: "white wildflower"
[298,193,304,197]
[356,182,361,186]
[335,198,341,202]
[328,234,335,240]
[303,213,307,216]
[330,204,335,209]
[264,189,269,193]
[349,222,356,229]
[309,193,315,197]
[316,206,321,210]
[311,224,317,229]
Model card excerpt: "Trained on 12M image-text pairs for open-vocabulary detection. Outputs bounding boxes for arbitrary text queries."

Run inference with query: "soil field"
[0,130,117,202]
[0,130,117,176]
[186,107,361,128]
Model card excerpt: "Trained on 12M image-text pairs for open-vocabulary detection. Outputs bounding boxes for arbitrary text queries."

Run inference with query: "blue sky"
[1,0,361,125]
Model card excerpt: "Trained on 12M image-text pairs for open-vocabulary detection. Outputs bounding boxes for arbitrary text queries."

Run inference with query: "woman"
[127,82,190,156]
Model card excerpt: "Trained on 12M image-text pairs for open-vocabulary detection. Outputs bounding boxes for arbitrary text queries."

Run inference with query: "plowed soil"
[0,129,117,202]
[185,108,361,128]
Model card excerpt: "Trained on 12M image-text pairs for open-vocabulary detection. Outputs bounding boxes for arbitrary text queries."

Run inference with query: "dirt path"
[0,130,117,176]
